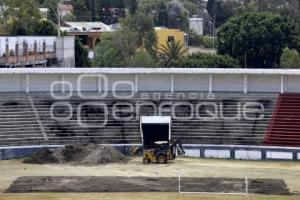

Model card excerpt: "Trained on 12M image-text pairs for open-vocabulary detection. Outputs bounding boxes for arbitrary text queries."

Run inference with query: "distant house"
[39,8,49,20]
[61,22,118,59]
[189,18,204,35]
[155,28,189,50]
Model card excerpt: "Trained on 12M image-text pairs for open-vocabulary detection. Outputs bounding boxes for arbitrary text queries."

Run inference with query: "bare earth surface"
[5,176,290,195]
[0,157,300,200]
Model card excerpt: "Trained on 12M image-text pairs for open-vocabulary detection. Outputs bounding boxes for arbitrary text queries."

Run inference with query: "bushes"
[172,53,240,68]
[280,47,300,68]
[188,33,215,48]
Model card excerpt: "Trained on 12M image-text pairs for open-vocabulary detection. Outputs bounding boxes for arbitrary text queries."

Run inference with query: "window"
[167,36,175,43]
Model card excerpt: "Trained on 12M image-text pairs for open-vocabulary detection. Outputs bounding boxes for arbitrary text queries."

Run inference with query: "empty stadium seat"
[0,92,278,146]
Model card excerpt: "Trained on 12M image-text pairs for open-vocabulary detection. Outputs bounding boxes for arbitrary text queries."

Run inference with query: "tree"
[93,30,159,67]
[247,0,300,25]
[172,53,240,68]
[37,0,60,23]
[94,40,123,67]
[1,0,40,35]
[121,12,157,58]
[167,0,189,31]
[34,21,58,36]
[130,48,158,67]
[0,0,57,35]
[206,0,242,28]
[126,0,138,15]
[218,12,300,68]
[156,1,168,27]
[94,31,138,67]
[111,31,138,66]
[280,47,300,68]
[71,0,91,21]
[158,40,187,67]
[75,38,90,67]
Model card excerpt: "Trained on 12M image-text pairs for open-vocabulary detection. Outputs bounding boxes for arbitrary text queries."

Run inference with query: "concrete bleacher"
[0,94,45,146]
[0,92,278,147]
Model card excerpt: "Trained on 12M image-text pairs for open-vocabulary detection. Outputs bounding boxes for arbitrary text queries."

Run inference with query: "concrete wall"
[1,72,300,93]
[56,36,75,68]
[189,18,204,35]
[0,145,63,160]
[1,144,300,161]
[183,144,300,161]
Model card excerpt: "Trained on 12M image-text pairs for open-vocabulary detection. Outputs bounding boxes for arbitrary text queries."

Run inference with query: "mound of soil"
[23,149,58,164]
[23,144,129,165]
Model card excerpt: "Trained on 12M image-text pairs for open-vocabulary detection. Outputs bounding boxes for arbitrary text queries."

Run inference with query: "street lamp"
[209,20,216,49]
[57,0,70,37]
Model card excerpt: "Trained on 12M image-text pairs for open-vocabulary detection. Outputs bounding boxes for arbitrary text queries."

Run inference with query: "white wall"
[28,74,61,92]
[286,76,300,92]
[248,75,281,92]
[213,75,244,92]
[0,74,21,92]
[138,74,171,91]
[174,74,209,91]
[56,36,75,68]
[189,18,204,35]
[0,72,300,93]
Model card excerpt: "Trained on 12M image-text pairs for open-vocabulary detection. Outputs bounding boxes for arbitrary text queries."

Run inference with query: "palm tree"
[158,40,187,67]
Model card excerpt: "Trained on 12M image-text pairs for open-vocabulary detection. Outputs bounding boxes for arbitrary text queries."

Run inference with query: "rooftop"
[61,22,117,33]
[1,68,300,75]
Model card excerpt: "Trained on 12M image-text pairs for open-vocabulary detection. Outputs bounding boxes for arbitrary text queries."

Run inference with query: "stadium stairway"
[0,93,47,146]
[265,93,300,147]
[0,92,278,146]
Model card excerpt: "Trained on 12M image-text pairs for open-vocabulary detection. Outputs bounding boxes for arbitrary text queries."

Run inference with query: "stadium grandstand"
[0,68,300,160]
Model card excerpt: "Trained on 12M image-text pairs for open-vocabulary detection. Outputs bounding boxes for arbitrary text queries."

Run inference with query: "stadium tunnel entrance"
[140,116,171,147]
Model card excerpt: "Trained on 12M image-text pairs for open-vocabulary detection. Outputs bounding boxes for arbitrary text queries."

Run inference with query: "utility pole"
[209,18,216,49]
[213,14,216,49]
[57,1,61,37]
[244,51,247,68]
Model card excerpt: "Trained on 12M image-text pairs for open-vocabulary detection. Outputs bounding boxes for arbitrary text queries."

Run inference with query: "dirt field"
[1,193,300,200]
[5,176,289,195]
[0,157,300,200]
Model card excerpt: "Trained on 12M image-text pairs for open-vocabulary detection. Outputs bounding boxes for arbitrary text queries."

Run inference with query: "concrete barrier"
[1,144,300,161]
[0,145,63,160]
[183,144,300,161]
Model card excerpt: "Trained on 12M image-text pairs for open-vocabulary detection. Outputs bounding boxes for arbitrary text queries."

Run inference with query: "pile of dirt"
[23,144,129,165]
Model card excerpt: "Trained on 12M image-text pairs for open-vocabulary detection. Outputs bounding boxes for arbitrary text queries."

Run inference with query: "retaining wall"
[1,144,299,161]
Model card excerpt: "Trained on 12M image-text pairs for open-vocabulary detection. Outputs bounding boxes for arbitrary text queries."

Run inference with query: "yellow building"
[155,28,188,50]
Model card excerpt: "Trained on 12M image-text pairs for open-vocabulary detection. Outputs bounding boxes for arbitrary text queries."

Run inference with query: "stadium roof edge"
[1,68,300,75]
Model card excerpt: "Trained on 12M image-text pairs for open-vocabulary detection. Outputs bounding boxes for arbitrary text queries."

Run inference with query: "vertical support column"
[209,74,213,93]
[34,41,37,67]
[61,74,65,93]
[293,152,297,161]
[26,74,29,93]
[5,38,9,67]
[15,42,19,67]
[244,75,248,94]
[134,74,138,93]
[96,75,101,93]
[171,74,174,93]
[280,75,284,94]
